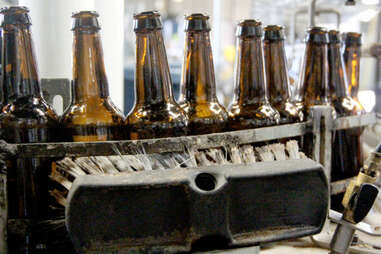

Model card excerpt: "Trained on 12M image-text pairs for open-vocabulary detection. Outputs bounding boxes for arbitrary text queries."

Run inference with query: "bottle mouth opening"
[236,19,262,37]
[264,25,285,41]
[1,6,32,27]
[185,13,209,20]
[133,10,162,32]
[307,26,328,34]
[72,11,99,18]
[0,6,29,15]
[328,30,341,44]
[184,13,210,32]
[342,32,362,46]
[134,10,160,19]
[305,27,328,44]
[237,19,261,27]
[72,11,100,31]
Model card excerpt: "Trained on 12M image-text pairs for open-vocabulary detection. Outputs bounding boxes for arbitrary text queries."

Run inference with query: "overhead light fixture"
[361,0,379,5]
[358,8,379,22]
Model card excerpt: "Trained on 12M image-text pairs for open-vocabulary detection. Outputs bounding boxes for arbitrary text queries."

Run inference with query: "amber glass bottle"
[299,27,332,111]
[61,11,125,142]
[228,20,279,130]
[328,30,364,182]
[126,11,187,139]
[0,6,59,253]
[299,27,333,156]
[178,13,228,135]
[263,25,303,124]
[342,32,364,110]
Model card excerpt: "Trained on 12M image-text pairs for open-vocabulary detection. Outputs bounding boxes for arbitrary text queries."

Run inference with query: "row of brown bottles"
[112,12,303,138]
[0,6,366,253]
[297,27,364,182]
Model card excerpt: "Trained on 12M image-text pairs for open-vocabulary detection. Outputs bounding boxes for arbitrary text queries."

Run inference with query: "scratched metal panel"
[66,159,328,254]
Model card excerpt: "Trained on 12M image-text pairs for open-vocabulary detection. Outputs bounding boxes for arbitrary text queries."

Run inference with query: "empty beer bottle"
[228,20,279,131]
[298,27,334,156]
[0,6,59,253]
[342,32,364,110]
[178,13,228,135]
[126,11,187,139]
[263,25,303,124]
[328,30,364,182]
[299,27,332,112]
[61,11,125,142]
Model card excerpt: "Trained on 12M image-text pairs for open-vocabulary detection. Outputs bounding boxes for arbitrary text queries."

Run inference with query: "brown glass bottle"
[342,32,364,110]
[299,27,332,111]
[263,25,303,124]
[328,30,364,182]
[228,20,280,130]
[126,11,187,139]
[298,27,334,156]
[178,13,228,135]
[61,11,125,142]
[0,6,59,254]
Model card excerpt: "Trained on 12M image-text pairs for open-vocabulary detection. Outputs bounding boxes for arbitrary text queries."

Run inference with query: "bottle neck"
[233,36,268,105]
[135,30,173,106]
[328,43,349,99]
[2,25,41,104]
[263,39,290,104]
[180,31,217,104]
[299,42,329,106]
[72,30,109,104]
[343,45,361,99]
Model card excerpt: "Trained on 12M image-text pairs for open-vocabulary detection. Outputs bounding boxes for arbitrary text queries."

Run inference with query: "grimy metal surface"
[15,121,310,158]
[41,79,72,111]
[11,112,377,159]
[66,159,328,254]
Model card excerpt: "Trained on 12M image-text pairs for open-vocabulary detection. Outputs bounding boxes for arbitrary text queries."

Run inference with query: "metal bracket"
[309,106,334,182]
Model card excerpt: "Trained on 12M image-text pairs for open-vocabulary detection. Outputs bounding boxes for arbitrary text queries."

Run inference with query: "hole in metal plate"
[195,173,216,191]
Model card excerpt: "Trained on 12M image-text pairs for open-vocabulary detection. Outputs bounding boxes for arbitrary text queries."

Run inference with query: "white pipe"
[309,0,317,27]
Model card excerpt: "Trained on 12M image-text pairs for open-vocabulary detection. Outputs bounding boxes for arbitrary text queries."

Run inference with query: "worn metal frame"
[0,105,378,254]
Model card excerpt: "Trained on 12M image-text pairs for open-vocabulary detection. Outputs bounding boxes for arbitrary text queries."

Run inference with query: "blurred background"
[0,0,380,115]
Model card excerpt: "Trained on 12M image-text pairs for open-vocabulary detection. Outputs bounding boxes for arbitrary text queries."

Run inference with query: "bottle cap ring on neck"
[264,25,285,41]
[1,6,31,26]
[134,11,162,32]
[304,27,328,44]
[328,30,341,44]
[184,13,210,32]
[72,11,100,32]
[236,19,262,38]
[342,32,362,46]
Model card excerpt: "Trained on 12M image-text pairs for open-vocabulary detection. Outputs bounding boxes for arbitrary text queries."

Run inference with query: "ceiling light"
[357,9,379,22]
[361,0,379,5]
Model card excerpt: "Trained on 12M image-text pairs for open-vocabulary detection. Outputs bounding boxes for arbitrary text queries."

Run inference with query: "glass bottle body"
[298,28,334,157]
[329,32,364,182]
[61,12,126,142]
[228,21,279,131]
[127,13,187,140]
[343,32,363,109]
[179,16,228,135]
[263,27,303,124]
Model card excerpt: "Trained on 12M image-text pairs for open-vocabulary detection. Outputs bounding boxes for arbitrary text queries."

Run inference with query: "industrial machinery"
[0,84,378,253]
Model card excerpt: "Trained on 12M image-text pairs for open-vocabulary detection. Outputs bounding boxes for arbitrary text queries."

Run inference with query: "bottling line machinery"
[0,80,378,253]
